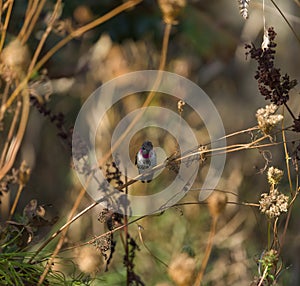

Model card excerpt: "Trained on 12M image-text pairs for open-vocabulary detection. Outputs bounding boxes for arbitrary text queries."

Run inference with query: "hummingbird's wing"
[134,152,137,165]
[150,150,157,166]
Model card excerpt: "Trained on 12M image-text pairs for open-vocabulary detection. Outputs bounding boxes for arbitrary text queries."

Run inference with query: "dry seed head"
[267,166,283,186]
[259,188,289,218]
[0,39,31,81]
[158,0,186,24]
[256,103,283,135]
[207,191,228,218]
[168,252,196,286]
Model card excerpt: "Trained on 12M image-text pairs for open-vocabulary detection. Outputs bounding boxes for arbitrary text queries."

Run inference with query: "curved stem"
[194,215,218,285]
[269,0,300,45]
[37,185,87,285]
[0,89,30,181]
[0,0,14,53]
[8,183,24,219]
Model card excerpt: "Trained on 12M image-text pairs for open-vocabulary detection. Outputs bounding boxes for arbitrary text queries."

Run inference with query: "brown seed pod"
[0,38,31,81]
[207,191,228,218]
[18,161,31,186]
[168,252,196,286]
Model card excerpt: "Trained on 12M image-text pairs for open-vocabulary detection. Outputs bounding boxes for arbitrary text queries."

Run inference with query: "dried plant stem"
[62,200,257,254]
[279,206,292,255]
[0,0,13,13]
[0,0,13,53]
[29,173,95,263]
[115,133,286,192]
[21,0,47,45]
[98,22,172,167]
[281,118,293,195]
[194,216,218,286]
[18,0,37,41]
[1,0,142,114]
[178,133,271,162]
[241,202,260,207]
[269,0,300,44]
[279,118,296,253]
[0,82,11,121]
[159,22,172,71]
[0,0,56,180]
[0,99,21,168]
[27,0,61,75]
[267,220,271,249]
[59,215,145,254]
[89,215,146,246]
[8,183,24,220]
[37,185,87,285]
[137,225,169,268]
[25,0,34,17]
[31,200,99,261]
[258,266,269,286]
[124,174,129,286]
[18,0,39,43]
[0,1,2,30]
[284,103,296,121]
[0,90,30,181]
[220,126,259,140]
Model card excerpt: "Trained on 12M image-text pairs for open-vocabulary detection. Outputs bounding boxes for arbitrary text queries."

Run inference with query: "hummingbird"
[135,141,157,183]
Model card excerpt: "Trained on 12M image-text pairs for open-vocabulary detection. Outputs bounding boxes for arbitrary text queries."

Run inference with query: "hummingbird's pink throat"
[140,149,150,158]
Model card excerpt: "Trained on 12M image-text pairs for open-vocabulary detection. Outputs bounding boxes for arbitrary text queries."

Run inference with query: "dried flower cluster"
[256,103,283,135]
[259,188,288,218]
[92,233,112,260]
[267,166,283,186]
[96,208,120,271]
[245,27,297,105]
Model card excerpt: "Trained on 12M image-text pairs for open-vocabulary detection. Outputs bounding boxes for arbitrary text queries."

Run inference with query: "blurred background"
[1,0,300,285]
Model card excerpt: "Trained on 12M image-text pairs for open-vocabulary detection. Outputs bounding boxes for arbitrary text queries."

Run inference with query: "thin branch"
[0,0,14,53]
[269,0,300,44]
[0,98,21,168]
[0,89,30,181]
[37,184,87,285]
[21,0,47,45]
